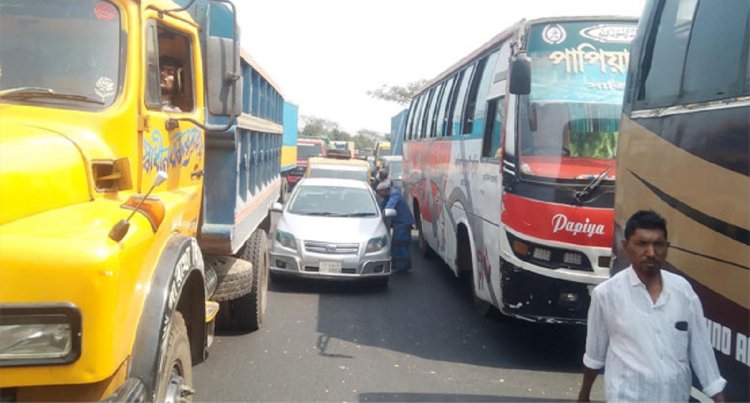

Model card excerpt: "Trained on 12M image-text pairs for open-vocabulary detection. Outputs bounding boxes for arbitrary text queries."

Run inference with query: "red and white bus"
[403,16,637,323]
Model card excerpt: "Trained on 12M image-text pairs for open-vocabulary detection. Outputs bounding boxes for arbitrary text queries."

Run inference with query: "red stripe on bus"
[502,193,613,248]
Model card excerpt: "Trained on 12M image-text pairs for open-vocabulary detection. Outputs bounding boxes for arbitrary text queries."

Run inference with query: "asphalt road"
[193,232,604,402]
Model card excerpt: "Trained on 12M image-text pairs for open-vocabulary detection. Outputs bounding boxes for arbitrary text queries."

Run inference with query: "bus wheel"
[473,287,493,317]
[416,216,435,259]
[156,312,193,402]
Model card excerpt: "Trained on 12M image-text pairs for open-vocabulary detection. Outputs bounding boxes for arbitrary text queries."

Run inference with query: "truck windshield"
[0,0,122,108]
[298,143,323,159]
[517,20,636,181]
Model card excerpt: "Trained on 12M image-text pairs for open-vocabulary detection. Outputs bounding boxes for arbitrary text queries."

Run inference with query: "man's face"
[622,228,669,277]
[160,64,176,92]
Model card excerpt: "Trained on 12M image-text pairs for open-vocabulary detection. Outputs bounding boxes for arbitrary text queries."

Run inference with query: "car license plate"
[319,261,342,274]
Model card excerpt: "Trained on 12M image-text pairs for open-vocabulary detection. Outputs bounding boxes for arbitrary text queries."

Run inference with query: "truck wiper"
[0,87,105,105]
[575,165,614,204]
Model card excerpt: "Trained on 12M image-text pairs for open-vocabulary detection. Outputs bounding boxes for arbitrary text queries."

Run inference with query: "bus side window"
[428,81,447,137]
[482,96,505,159]
[450,66,473,136]
[462,56,489,135]
[405,98,418,140]
[435,76,456,137]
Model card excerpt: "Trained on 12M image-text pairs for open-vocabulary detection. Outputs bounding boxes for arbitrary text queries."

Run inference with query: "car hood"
[278,213,386,243]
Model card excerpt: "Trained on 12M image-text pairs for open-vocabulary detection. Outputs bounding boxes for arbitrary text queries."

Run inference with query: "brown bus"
[615,0,749,400]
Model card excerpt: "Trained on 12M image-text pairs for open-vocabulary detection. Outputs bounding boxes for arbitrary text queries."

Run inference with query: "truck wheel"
[235,229,269,331]
[156,312,193,403]
[207,257,253,303]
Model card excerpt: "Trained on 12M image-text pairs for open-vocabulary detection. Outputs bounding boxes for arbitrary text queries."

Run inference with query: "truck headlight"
[0,304,82,367]
[366,235,388,253]
[275,231,297,250]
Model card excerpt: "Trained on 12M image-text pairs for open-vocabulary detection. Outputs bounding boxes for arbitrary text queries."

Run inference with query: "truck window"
[145,22,195,112]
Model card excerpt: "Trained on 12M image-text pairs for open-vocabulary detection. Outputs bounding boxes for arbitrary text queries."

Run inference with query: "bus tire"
[415,215,435,259]
[155,312,193,403]
[235,229,269,331]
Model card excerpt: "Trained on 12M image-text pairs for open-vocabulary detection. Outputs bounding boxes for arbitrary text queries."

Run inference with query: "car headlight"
[366,235,388,253]
[0,304,82,367]
[275,230,297,250]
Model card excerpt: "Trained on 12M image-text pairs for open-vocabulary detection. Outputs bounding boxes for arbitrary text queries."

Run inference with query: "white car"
[270,178,393,287]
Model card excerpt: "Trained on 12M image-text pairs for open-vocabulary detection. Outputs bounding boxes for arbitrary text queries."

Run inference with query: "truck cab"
[0,1,278,400]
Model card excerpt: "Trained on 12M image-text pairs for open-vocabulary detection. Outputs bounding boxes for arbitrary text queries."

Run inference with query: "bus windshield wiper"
[0,87,105,105]
[575,165,614,203]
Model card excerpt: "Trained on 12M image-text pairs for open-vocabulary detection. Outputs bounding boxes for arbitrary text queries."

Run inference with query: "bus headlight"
[0,304,82,366]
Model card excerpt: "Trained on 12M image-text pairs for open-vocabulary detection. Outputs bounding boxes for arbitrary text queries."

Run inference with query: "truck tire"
[206,257,253,302]
[155,312,193,403]
[234,229,269,331]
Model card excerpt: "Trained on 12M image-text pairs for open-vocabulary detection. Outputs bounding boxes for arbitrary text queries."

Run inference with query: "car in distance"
[270,178,393,287]
[305,154,371,183]
[288,138,327,189]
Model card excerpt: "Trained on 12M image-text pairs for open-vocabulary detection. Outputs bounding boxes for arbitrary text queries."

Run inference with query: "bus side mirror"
[509,52,531,95]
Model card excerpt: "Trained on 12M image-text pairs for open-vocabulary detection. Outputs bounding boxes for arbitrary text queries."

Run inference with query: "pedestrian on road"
[372,168,389,190]
[577,210,726,402]
[375,179,414,273]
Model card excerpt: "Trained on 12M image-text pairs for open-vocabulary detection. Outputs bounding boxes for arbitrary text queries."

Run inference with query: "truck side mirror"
[509,52,531,95]
[206,36,242,117]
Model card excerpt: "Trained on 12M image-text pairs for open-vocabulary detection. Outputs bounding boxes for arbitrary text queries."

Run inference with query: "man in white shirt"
[578,210,726,402]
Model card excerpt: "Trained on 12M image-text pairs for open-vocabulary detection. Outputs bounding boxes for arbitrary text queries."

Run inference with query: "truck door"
[140,10,205,233]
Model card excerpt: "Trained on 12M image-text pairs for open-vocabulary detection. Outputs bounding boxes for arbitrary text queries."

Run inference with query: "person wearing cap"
[372,168,389,190]
[375,179,414,273]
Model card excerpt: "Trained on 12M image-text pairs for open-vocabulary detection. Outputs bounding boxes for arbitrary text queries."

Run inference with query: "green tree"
[352,129,377,151]
[300,116,338,138]
[367,80,427,105]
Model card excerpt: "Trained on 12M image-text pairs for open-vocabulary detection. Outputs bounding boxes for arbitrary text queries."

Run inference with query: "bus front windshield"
[0,0,122,108]
[518,20,637,181]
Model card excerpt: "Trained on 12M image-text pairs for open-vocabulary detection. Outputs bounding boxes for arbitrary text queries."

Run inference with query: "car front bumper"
[270,244,391,280]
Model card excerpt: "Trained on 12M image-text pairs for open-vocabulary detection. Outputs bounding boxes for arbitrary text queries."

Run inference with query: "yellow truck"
[0,0,283,400]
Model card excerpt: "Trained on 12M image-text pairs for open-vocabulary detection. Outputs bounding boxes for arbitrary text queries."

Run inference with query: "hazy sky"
[236,0,646,135]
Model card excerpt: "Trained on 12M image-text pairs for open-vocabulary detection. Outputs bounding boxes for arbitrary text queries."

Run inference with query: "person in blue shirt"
[375,179,415,272]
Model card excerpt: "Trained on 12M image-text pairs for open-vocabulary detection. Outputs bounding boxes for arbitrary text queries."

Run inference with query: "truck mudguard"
[127,235,206,399]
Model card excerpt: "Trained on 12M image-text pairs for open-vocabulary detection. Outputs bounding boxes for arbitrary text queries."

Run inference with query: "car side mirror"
[271,202,283,213]
[384,208,397,218]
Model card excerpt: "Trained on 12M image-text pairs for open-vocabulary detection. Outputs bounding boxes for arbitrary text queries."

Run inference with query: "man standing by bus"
[376,179,414,273]
[578,210,726,402]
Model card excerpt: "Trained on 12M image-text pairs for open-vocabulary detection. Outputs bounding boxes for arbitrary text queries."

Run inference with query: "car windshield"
[309,167,369,182]
[298,143,323,159]
[288,185,379,217]
[0,0,122,108]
